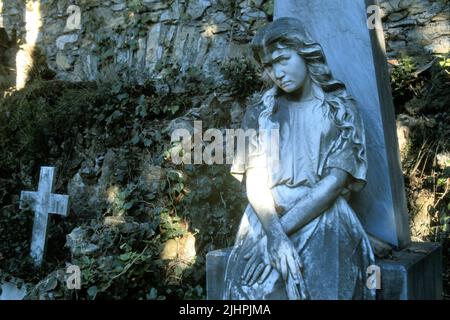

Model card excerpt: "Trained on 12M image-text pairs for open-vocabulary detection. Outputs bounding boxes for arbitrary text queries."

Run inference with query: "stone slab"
[206,248,232,300]
[274,0,410,248]
[207,243,443,300]
[376,242,442,300]
[0,282,27,300]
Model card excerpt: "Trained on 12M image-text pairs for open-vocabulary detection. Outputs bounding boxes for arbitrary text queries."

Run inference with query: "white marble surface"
[275,0,410,247]
[0,282,27,300]
[20,167,70,266]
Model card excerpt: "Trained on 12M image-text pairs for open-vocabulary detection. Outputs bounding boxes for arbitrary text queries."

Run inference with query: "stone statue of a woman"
[224,17,376,300]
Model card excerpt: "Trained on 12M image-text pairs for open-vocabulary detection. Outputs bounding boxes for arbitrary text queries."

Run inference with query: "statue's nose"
[273,65,285,80]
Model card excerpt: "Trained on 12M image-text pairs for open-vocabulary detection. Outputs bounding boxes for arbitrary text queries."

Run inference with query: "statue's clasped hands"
[242,232,304,286]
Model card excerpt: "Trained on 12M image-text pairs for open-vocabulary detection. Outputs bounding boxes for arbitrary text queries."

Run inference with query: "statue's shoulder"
[241,92,265,130]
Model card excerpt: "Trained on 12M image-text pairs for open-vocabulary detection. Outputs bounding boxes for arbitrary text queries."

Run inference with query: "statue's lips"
[281,81,293,88]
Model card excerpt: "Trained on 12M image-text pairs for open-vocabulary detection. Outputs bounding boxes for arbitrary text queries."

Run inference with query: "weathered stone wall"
[0,0,272,83]
[0,1,448,84]
[380,0,449,58]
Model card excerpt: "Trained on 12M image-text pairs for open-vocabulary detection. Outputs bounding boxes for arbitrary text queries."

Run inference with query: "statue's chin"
[278,86,293,94]
[277,81,305,95]
[279,86,303,96]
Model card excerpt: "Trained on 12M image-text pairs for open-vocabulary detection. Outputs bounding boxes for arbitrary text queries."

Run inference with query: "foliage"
[221,57,264,100]
[391,53,450,298]
[0,0,276,300]
[0,206,36,282]
[262,1,274,19]
[0,50,258,298]
[390,55,450,115]
[390,57,422,109]
[0,60,216,200]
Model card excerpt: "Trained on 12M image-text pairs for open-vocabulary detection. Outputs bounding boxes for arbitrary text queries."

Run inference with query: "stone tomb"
[207,0,442,300]
[277,0,410,248]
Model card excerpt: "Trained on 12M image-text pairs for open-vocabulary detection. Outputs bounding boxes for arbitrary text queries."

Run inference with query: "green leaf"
[131,133,141,145]
[139,108,147,118]
[112,83,122,94]
[437,178,447,186]
[87,286,98,299]
[439,58,450,68]
[124,202,133,210]
[173,182,184,193]
[119,253,131,261]
[111,110,123,119]
[113,265,124,273]
[167,170,183,181]
[116,93,129,101]
[143,138,152,147]
[146,193,156,200]
[169,104,180,115]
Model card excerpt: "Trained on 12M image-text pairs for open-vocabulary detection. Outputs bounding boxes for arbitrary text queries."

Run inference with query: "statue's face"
[261,47,308,94]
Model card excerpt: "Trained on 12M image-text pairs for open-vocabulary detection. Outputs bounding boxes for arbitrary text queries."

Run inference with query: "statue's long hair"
[251,17,366,164]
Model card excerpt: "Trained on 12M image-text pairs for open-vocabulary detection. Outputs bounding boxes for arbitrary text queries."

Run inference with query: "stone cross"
[20,167,69,267]
[275,0,410,248]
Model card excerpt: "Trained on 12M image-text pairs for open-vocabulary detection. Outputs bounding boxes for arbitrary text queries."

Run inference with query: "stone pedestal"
[0,281,27,300]
[376,242,442,300]
[206,243,442,300]
[206,248,233,300]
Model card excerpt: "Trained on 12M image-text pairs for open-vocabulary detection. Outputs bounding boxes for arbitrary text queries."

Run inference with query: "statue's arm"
[280,168,349,236]
[246,167,285,239]
[246,166,306,281]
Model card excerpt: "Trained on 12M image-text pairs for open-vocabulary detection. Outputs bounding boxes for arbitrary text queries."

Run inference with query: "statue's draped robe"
[224,88,376,300]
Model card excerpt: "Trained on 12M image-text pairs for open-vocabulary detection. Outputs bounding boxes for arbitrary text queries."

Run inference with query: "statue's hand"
[267,233,303,283]
[242,247,272,286]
